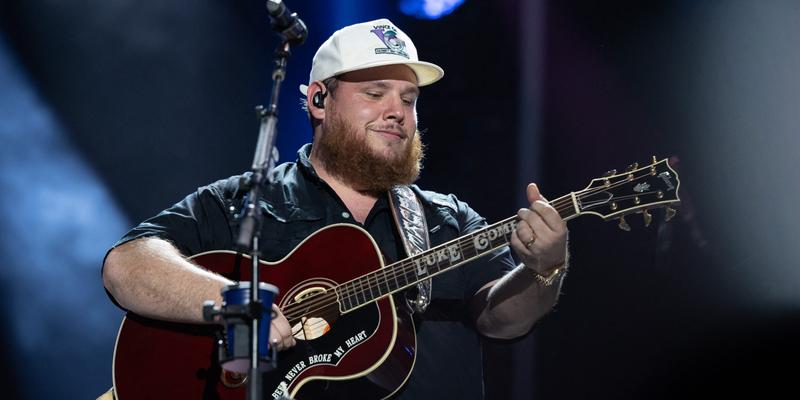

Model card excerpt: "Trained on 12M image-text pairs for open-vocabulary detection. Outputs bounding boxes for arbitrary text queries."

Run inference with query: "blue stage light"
[399,0,465,20]
[0,34,127,399]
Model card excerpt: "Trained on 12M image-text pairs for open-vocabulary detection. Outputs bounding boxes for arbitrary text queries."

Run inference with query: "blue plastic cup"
[220,281,279,373]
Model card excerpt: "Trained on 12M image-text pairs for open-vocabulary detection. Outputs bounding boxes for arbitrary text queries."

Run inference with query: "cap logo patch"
[370,25,410,59]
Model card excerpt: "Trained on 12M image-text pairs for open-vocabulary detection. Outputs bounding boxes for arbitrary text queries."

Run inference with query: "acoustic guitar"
[112,158,681,399]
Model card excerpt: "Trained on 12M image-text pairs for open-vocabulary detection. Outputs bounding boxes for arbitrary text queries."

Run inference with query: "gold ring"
[525,236,536,249]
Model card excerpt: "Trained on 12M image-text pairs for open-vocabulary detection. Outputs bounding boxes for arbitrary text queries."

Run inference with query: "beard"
[314,113,424,193]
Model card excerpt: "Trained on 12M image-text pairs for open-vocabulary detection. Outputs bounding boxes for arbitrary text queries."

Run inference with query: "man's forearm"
[474,263,564,339]
[102,237,234,323]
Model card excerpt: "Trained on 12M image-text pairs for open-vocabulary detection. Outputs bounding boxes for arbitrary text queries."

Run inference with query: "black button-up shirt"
[112,143,515,399]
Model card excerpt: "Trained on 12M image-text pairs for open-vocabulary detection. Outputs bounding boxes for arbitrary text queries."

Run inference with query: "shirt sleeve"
[102,177,240,308]
[111,180,236,256]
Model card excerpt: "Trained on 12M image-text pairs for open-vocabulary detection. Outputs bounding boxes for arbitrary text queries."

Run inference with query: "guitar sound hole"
[288,286,341,341]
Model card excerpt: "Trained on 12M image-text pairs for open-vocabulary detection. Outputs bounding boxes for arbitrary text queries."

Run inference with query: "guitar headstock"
[573,157,681,230]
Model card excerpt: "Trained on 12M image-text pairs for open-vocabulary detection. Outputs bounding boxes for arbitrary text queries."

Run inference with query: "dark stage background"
[1,1,798,399]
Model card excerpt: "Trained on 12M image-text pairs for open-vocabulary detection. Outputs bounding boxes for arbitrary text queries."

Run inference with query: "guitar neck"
[334,157,681,312]
[335,193,579,312]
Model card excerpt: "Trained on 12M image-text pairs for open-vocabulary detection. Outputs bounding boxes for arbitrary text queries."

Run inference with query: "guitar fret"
[458,236,472,260]
[412,257,425,281]
[467,234,480,257]
[385,269,395,293]
[376,271,388,297]
[379,273,388,295]
[345,282,355,307]
[346,288,355,311]
[356,279,366,305]
[402,266,415,287]
[375,273,384,297]
[428,259,441,276]
[339,284,352,311]
[368,274,377,300]
[371,272,381,299]
[391,265,401,292]
[460,235,474,260]
[436,251,451,273]
[405,260,417,284]
[362,277,372,303]
[365,274,375,302]
[391,264,404,292]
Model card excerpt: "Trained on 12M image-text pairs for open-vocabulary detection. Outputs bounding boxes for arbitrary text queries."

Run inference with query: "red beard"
[314,113,424,193]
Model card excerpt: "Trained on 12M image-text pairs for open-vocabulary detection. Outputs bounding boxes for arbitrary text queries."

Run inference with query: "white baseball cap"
[299,18,444,95]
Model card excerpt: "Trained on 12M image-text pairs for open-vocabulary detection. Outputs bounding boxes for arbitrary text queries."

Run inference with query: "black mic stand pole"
[234,39,290,400]
[231,9,307,400]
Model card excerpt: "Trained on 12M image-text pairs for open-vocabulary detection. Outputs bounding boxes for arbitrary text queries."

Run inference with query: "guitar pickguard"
[262,300,382,399]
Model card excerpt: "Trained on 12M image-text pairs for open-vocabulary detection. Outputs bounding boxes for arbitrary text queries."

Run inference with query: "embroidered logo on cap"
[370,24,409,59]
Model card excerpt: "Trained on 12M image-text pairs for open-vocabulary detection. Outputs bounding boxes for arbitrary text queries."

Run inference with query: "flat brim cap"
[300,18,444,95]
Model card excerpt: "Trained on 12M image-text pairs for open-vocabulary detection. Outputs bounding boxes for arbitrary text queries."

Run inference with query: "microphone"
[266,0,308,44]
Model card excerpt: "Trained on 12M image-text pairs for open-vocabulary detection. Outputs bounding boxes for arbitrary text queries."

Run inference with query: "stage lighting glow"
[688,2,800,308]
[399,0,465,20]
[0,35,127,399]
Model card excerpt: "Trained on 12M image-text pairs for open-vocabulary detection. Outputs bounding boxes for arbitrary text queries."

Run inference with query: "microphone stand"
[236,40,290,400]
[204,6,307,400]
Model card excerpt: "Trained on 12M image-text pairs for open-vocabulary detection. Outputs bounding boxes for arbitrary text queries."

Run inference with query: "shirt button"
[341,212,350,219]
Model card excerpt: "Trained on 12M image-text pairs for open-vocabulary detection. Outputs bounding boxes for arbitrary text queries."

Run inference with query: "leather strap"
[388,186,432,313]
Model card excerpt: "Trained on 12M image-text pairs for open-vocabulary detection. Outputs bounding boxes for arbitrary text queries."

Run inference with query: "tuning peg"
[652,155,658,164]
[640,209,653,227]
[603,169,617,177]
[626,163,639,172]
[665,206,677,222]
[618,215,631,231]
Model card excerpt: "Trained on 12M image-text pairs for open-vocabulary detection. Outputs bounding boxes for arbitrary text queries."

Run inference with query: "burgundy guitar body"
[113,224,417,400]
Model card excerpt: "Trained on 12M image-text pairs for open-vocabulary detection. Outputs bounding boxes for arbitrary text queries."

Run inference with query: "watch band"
[529,264,566,287]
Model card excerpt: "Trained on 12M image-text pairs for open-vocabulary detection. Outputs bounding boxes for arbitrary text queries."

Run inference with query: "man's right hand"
[270,304,296,351]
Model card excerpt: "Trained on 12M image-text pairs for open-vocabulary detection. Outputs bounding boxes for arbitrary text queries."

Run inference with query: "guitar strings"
[282,218,523,329]
[281,222,524,332]
[287,209,658,332]
[280,170,654,329]
[280,168,669,331]
[280,177,643,329]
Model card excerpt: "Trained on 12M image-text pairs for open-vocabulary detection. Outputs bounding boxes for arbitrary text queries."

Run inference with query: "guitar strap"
[388,186,432,313]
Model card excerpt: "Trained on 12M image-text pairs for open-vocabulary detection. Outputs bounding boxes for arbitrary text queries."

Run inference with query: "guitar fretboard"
[334,194,578,312]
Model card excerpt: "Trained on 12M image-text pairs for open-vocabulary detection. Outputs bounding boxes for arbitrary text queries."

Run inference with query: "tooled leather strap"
[388,186,432,313]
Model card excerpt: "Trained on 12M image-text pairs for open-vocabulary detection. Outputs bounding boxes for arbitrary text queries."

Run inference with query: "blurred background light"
[0,33,126,399]
[400,0,465,20]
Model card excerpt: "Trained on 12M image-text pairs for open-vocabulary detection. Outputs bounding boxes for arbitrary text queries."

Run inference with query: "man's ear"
[307,81,327,120]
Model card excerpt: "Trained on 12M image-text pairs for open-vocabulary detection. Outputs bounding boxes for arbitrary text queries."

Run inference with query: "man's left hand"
[510,183,568,274]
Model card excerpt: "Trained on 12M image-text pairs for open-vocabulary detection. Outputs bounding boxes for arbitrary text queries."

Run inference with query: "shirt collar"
[297,143,327,182]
